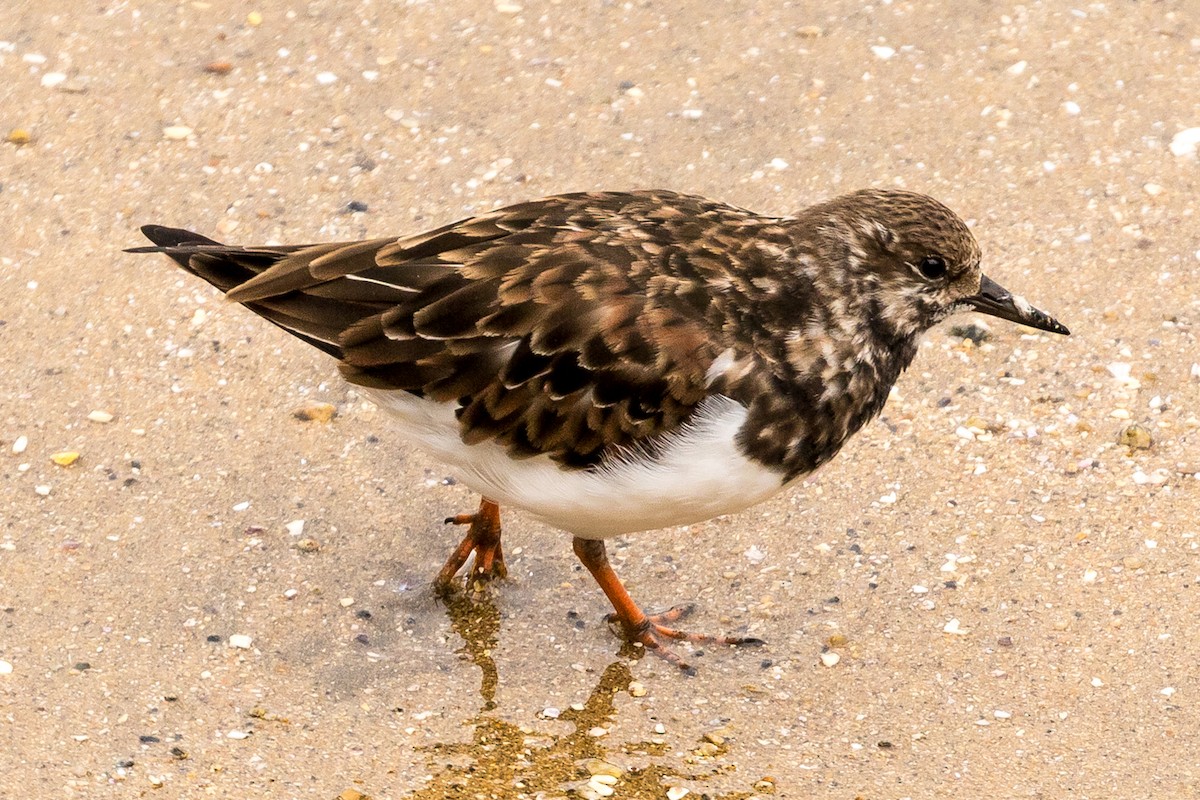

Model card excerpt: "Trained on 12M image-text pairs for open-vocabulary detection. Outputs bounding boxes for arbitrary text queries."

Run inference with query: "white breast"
[363,390,788,539]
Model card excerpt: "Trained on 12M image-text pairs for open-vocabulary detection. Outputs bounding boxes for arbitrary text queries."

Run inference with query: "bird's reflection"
[398,591,755,799]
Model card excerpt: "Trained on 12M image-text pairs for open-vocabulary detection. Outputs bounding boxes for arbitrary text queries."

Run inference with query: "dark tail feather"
[126,225,224,264]
[128,225,349,359]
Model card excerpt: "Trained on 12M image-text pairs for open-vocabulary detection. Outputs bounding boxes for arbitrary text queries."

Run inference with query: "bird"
[129,188,1069,673]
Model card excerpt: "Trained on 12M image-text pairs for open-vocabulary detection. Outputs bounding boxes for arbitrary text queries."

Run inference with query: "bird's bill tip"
[963,274,1070,336]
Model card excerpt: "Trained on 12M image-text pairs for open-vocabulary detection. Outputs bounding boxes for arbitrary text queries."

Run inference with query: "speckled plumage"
[131,188,1068,671]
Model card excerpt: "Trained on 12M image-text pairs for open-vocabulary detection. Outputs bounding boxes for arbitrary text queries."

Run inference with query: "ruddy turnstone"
[130,189,1069,672]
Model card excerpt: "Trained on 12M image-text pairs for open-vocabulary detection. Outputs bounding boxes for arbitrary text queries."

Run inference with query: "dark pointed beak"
[963,274,1070,335]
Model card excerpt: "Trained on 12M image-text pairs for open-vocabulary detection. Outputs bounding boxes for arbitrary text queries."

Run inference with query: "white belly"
[363,390,787,539]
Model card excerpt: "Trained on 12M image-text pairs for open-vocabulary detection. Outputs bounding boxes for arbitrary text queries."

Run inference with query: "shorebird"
[131,189,1069,672]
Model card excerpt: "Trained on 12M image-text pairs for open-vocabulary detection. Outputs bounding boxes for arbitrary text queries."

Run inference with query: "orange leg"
[434,498,507,593]
[572,537,763,674]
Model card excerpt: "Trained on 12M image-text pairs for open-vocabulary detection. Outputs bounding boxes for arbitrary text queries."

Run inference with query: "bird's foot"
[606,603,765,675]
[433,498,507,595]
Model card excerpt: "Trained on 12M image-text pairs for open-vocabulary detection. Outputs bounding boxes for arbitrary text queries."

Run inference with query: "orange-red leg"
[434,498,507,593]
[572,537,763,674]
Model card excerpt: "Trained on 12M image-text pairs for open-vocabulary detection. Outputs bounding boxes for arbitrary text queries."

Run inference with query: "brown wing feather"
[133,191,794,467]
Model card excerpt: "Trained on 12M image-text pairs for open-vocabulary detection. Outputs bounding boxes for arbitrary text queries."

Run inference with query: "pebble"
[586,759,624,778]
[586,778,616,796]
[754,777,777,793]
[339,597,355,607]
[295,537,321,552]
[57,77,89,94]
[225,729,251,739]
[871,45,896,60]
[246,11,263,26]
[163,125,194,140]
[1132,469,1168,486]
[628,681,647,697]
[229,634,253,649]
[587,726,608,738]
[12,435,28,454]
[795,25,823,38]
[1169,127,1200,158]
[40,71,67,88]
[820,651,840,667]
[87,410,114,423]
[1117,424,1152,450]
[0,660,12,675]
[232,501,250,512]
[994,710,1012,719]
[51,451,80,467]
[35,485,51,496]
[316,71,338,85]
[666,788,690,800]
[284,519,306,537]
[293,402,337,422]
[204,60,233,75]
[5,128,32,145]
[541,706,560,719]
[1161,687,1176,697]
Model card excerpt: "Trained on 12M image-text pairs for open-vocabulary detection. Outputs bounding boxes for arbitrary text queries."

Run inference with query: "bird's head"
[809,189,1069,341]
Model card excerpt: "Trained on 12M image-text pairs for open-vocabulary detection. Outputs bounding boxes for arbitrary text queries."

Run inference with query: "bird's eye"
[918,255,947,280]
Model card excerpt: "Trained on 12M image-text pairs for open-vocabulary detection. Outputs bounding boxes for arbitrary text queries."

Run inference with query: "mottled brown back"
[136,191,803,468]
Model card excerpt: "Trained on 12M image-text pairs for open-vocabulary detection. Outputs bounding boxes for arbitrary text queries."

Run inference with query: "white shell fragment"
[1169,127,1200,157]
[943,618,969,635]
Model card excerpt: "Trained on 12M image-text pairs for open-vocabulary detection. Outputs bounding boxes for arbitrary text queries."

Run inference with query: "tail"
[128,225,399,360]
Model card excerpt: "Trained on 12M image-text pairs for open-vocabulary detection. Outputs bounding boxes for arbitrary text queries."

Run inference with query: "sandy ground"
[2,1,1199,798]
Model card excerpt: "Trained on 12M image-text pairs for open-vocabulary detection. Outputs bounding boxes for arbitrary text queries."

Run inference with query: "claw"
[575,538,764,673]
[433,498,506,594]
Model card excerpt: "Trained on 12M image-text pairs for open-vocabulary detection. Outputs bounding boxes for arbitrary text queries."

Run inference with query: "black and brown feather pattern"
[135,189,989,480]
